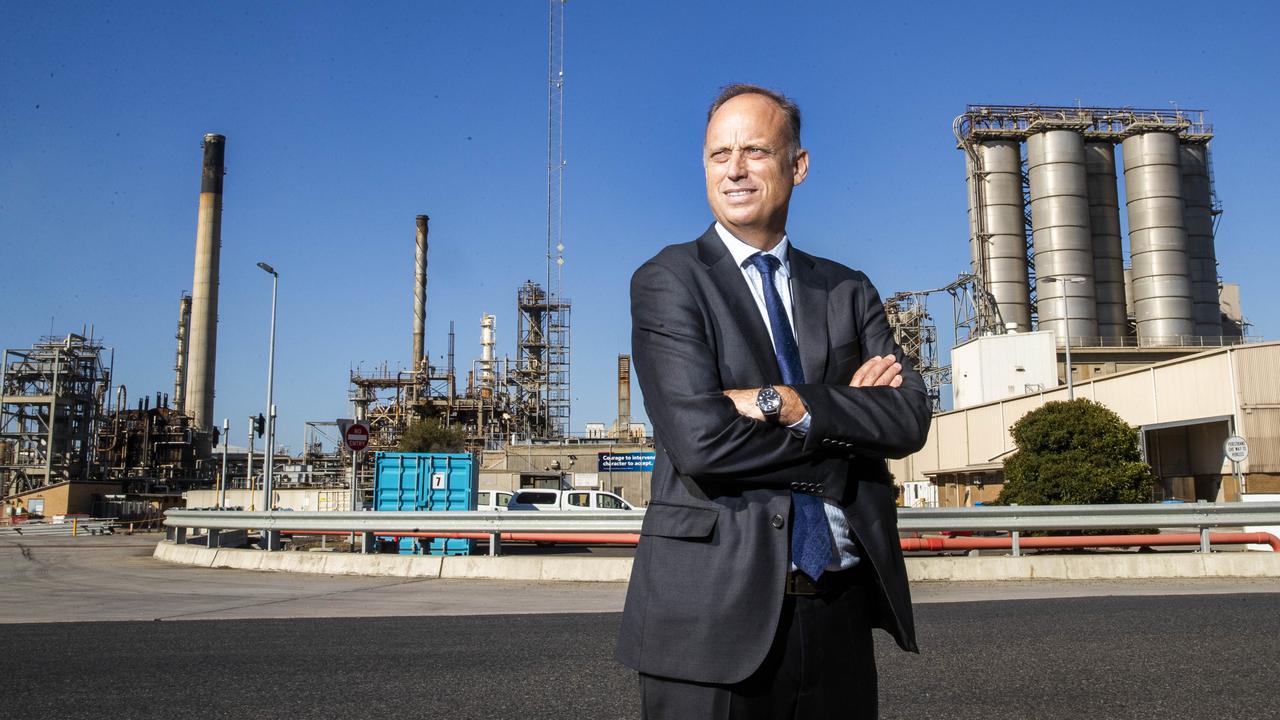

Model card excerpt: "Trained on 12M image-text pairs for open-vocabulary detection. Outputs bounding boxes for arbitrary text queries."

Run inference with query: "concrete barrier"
[904,552,1280,581]
[153,541,1280,582]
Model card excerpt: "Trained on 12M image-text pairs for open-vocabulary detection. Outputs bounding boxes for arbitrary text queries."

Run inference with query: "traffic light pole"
[220,418,229,508]
[247,417,255,500]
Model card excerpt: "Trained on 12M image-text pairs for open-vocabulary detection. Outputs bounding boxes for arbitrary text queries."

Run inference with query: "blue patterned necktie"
[747,252,833,581]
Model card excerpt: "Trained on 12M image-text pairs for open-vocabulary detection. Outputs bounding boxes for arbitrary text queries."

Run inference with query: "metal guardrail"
[166,509,644,534]
[164,502,1280,556]
[897,501,1280,533]
[0,519,116,537]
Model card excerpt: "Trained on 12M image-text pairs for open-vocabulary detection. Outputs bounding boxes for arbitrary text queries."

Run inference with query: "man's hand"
[723,386,806,425]
[850,355,902,388]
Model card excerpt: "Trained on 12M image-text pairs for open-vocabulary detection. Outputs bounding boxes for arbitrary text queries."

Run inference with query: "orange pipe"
[278,531,1280,552]
[899,532,1280,553]
[280,530,641,544]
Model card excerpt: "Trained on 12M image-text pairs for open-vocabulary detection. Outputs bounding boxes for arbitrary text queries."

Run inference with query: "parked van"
[507,489,634,511]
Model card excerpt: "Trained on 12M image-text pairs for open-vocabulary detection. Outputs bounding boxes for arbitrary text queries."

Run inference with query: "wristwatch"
[755,386,783,423]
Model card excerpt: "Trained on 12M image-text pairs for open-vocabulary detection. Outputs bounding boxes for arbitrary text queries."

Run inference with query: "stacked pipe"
[1122,132,1195,345]
[184,133,225,430]
[617,354,631,438]
[1179,143,1222,337]
[173,294,192,414]
[1027,130,1098,345]
[966,141,1032,332]
[961,112,1218,349]
[413,214,429,370]
[1083,144,1128,340]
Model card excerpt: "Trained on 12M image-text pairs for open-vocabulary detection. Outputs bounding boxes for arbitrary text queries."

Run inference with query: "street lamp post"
[257,261,280,550]
[1042,275,1086,401]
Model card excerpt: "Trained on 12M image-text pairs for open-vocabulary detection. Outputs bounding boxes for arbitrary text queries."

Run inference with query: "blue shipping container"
[374,452,476,556]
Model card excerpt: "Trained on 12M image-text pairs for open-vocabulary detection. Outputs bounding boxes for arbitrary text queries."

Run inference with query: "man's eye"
[709,150,730,162]
[746,147,770,158]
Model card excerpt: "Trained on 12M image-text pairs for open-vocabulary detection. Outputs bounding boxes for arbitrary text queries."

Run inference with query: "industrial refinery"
[3,99,1273,521]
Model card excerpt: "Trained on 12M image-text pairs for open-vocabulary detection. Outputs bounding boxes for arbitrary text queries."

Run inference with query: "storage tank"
[1122,132,1193,345]
[1083,143,1128,341]
[965,140,1031,332]
[1179,142,1221,338]
[1027,130,1098,345]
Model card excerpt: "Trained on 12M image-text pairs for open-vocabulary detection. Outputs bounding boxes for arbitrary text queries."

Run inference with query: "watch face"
[756,387,782,415]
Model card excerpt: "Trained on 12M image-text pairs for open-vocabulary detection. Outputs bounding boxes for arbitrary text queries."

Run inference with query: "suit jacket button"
[771,514,785,529]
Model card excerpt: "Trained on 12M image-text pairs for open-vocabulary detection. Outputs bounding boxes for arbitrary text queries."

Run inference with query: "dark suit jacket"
[615,225,932,685]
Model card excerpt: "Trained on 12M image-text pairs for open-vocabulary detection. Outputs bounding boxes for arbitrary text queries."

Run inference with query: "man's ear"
[792,148,809,186]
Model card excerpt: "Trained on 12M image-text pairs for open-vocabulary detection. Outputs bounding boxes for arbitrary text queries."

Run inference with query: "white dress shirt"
[714,223,860,570]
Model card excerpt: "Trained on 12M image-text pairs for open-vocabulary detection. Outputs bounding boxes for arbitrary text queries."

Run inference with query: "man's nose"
[726,150,748,179]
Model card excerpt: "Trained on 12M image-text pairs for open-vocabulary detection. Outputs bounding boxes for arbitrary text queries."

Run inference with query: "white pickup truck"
[506,488,634,511]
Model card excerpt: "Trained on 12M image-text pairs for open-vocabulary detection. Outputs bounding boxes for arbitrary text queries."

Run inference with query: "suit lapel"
[788,246,830,384]
[696,226,781,385]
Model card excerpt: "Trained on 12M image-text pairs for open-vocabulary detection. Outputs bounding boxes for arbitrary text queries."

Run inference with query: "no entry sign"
[344,422,370,452]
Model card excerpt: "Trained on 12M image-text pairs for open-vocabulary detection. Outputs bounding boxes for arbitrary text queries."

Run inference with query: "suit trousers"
[639,566,879,720]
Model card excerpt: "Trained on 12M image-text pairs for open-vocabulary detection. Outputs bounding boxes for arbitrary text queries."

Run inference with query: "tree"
[397,417,468,453]
[997,399,1154,506]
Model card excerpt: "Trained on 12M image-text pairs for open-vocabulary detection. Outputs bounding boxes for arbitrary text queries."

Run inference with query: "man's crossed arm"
[722,355,904,424]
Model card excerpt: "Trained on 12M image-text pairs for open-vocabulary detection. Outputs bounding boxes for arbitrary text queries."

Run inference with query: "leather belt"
[785,565,866,597]
[785,570,824,596]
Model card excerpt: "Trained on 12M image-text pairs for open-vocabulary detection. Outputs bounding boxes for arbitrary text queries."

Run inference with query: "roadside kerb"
[153,540,1280,582]
[153,541,632,581]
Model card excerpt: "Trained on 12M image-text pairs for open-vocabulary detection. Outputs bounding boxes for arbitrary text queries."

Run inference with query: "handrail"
[897,501,1280,532]
[165,509,645,534]
[164,502,1280,555]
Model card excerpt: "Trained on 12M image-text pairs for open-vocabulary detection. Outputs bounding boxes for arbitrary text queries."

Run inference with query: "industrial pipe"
[282,530,641,545]
[900,532,1280,553]
[185,133,225,430]
[277,531,1280,552]
[413,214,429,370]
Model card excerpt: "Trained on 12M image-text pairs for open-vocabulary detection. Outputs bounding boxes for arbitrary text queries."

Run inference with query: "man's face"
[704,93,809,243]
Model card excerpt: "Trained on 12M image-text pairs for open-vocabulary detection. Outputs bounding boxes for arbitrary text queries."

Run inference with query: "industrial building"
[889,104,1266,507]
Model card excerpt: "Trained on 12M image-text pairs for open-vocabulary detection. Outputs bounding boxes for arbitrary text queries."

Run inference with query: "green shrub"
[998,399,1154,506]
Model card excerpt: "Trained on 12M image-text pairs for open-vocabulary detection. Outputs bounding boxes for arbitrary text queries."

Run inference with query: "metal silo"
[1083,143,1128,341]
[1027,130,1098,345]
[1122,132,1193,345]
[1179,142,1221,338]
[965,140,1031,331]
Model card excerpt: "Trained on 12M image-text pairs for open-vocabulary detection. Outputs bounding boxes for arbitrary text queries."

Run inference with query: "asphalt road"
[6,593,1280,720]
[6,535,1280,718]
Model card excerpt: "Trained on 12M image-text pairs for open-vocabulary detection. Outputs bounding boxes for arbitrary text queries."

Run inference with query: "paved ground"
[0,535,628,622]
[5,595,1279,719]
[5,534,1280,718]
[8,534,1280,623]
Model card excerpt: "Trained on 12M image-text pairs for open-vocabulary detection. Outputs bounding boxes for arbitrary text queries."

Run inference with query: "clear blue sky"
[3,1,1278,451]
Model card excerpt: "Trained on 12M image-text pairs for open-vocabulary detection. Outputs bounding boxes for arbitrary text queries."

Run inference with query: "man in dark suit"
[615,84,932,718]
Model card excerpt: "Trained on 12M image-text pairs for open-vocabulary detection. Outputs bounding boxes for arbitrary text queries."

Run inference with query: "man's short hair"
[706,84,802,158]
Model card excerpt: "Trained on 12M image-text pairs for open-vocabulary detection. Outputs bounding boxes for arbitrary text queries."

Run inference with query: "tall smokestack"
[413,214,430,370]
[173,293,192,414]
[617,354,631,439]
[185,133,225,430]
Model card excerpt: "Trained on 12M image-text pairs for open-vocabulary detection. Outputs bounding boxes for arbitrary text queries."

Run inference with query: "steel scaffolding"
[0,334,109,497]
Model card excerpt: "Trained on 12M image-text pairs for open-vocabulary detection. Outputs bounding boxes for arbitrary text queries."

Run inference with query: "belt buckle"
[786,571,822,596]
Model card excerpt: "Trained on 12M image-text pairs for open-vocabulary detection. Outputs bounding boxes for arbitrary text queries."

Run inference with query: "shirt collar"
[713,222,792,278]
